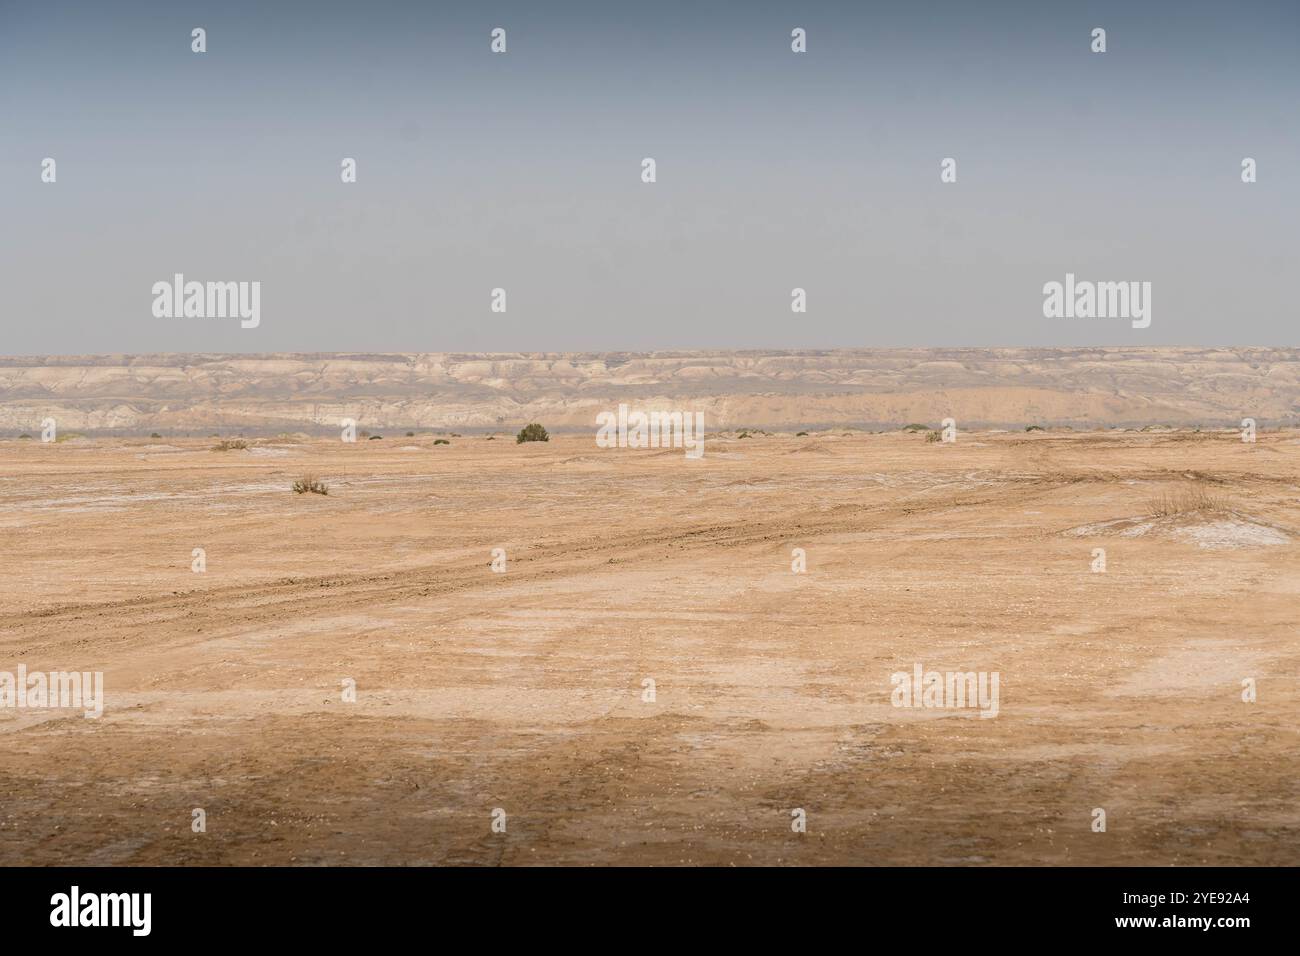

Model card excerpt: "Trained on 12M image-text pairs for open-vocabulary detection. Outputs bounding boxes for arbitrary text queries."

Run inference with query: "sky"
[0,0,1296,355]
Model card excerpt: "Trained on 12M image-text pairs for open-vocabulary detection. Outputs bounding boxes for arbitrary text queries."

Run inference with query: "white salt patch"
[1119,522,1154,538]
[1063,517,1134,537]
[1172,520,1289,550]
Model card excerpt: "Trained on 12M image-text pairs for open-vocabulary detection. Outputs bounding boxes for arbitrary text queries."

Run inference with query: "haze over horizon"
[2,0,1296,356]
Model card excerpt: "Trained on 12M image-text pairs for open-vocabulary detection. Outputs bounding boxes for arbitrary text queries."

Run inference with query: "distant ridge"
[0,349,1296,433]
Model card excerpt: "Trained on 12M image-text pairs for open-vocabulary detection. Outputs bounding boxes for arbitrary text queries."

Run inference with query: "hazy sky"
[1,0,1296,354]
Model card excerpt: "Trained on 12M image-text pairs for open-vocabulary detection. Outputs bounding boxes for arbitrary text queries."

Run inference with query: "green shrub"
[434,439,450,445]
[516,423,549,444]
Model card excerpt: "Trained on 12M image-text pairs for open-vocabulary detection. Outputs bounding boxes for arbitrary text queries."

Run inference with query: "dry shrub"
[292,474,329,495]
[1146,483,1229,517]
[212,439,249,451]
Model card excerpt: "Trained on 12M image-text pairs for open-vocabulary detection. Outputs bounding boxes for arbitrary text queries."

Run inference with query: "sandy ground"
[0,429,1296,866]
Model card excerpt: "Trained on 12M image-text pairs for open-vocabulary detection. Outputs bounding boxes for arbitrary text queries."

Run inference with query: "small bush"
[434,439,450,445]
[1025,425,1044,432]
[903,423,930,432]
[405,431,415,437]
[18,433,32,440]
[1146,484,1228,516]
[516,423,549,444]
[292,475,329,495]
[150,432,162,439]
[796,431,809,437]
[926,430,941,443]
[212,439,249,451]
[369,435,383,440]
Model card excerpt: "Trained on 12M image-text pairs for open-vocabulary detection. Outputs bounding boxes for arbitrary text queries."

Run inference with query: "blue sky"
[1,0,1296,353]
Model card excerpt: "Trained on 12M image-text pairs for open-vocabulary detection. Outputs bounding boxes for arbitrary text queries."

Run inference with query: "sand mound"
[1064,512,1290,549]
[784,442,836,456]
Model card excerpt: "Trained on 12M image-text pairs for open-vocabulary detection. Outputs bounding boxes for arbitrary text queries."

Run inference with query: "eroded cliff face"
[0,349,1296,433]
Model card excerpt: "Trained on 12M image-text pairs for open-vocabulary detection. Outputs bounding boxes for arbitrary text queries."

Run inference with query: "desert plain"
[1,425,1297,866]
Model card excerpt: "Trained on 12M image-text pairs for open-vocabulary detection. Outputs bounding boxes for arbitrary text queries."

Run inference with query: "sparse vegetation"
[737,430,751,439]
[434,439,450,445]
[150,432,162,439]
[903,423,929,432]
[18,433,32,440]
[292,474,329,495]
[1146,484,1229,517]
[211,439,249,451]
[926,430,941,443]
[1025,425,1044,432]
[516,423,549,444]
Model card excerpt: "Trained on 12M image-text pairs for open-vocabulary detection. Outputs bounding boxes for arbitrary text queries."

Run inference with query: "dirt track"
[1,429,1297,865]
